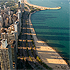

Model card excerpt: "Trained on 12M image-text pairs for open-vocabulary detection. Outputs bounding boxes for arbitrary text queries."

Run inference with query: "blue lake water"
[27,0,70,64]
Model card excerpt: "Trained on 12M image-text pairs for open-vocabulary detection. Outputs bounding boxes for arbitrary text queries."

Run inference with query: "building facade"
[0,39,13,70]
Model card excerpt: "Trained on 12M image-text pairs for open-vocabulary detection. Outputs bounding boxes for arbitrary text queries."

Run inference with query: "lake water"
[27,0,70,64]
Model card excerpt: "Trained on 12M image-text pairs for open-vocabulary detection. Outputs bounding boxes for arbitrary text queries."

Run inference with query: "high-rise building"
[0,14,3,27]
[21,2,24,12]
[1,32,17,69]
[5,18,9,27]
[18,9,21,20]
[3,5,6,10]
[18,10,21,32]
[14,21,20,36]
[18,1,20,8]
[9,15,12,24]
[0,39,13,70]
[1,33,8,40]
[7,7,11,15]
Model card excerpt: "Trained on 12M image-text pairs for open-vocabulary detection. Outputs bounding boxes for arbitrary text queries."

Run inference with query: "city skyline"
[0,0,70,70]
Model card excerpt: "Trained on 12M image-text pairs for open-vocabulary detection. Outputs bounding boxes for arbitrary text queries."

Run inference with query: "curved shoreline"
[24,0,61,10]
[28,12,69,70]
[24,0,69,69]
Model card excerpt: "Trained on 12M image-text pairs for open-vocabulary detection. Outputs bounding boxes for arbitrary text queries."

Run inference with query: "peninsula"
[24,0,61,10]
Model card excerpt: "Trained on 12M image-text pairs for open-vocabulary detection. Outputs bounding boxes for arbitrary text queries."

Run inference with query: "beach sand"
[28,13,69,70]
[24,0,61,10]
[24,0,46,8]
[24,0,70,70]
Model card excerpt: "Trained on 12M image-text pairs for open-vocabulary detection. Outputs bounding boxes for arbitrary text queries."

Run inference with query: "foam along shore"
[28,13,69,70]
[24,0,61,10]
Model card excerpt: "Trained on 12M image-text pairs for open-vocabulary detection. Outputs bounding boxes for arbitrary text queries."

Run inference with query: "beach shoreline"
[24,0,69,69]
[28,13,69,70]
[24,0,61,10]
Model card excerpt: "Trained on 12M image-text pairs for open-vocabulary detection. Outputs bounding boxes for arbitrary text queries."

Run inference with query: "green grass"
[29,56,33,61]
[36,56,52,70]
[25,3,41,13]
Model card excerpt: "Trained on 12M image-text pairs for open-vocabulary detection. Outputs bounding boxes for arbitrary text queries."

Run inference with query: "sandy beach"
[24,0,47,8]
[24,0,61,10]
[24,0,69,70]
[28,13,69,70]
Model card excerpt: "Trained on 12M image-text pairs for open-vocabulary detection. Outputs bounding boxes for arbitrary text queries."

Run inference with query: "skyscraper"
[18,1,20,8]
[0,14,3,27]
[0,39,13,70]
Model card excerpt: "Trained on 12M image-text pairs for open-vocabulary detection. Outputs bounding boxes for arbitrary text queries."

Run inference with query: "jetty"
[24,0,61,10]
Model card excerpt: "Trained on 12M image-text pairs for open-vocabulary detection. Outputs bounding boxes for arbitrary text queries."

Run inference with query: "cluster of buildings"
[0,6,12,27]
[0,1,24,70]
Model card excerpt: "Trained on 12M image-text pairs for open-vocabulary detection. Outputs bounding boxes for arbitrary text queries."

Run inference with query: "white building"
[1,39,8,48]
[14,21,20,36]
[0,15,3,27]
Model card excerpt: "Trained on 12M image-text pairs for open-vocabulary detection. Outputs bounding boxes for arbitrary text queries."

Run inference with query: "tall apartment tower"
[7,7,12,24]
[18,10,21,32]
[18,1,20,8]
[21,2,24,12]
[0,39,13,70]
[3,5,6,10]
[7,7,10,15]
[1,13,5,27]
[1,33,8,40]
[1,32,17,69]
[9,15,12,24]
[0,14,3,27]
[14,21,20,36]
[18,9,21,19]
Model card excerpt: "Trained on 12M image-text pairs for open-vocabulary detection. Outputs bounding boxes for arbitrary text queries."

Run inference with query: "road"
[17,5,47,70]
